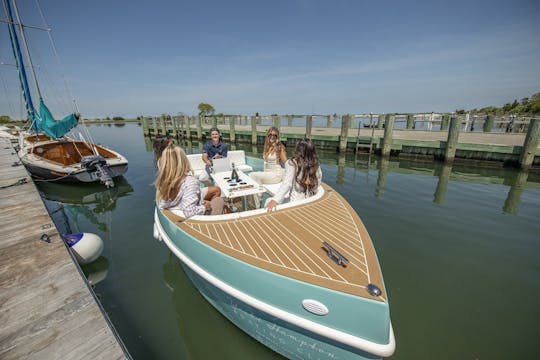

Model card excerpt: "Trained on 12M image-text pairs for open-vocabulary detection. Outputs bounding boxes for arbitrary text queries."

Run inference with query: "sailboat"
[154,154,396,359]
[1,0,128,187]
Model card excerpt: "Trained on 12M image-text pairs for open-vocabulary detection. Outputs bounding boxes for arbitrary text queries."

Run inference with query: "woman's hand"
[204,200,212,210]
[265,199,278,212]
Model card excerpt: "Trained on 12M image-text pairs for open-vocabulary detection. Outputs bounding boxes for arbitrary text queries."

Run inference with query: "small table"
[213,170,266,209]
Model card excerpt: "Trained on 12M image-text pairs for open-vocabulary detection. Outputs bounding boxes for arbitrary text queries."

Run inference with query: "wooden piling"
[272,115,280,130]
[406,114,415,129]
[142,117,149,135]
[211,116,218,129]
[185,116,192,140]
[306,115,313,139]
[377,114,384,129]
[196,116,203,140]
[382,114,395,157]
[445,116,461,162]
[519,118,539,169]
[327,115,332,127]
[251,116,258,145]
[339,114,350,153]
[441,114,449,131]
[229,115,236,143]
[483,114,494,132]
[159,117,167,135]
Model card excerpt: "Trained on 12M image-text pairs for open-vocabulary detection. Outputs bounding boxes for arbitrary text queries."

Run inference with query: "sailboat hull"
[154,182,395,359]
[18,137,128,184]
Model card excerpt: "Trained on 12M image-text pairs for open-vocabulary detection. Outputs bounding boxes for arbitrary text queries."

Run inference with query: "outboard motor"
[81,155,115,187]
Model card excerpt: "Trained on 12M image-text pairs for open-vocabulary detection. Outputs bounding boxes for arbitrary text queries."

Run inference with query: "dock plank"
[0,137,128,360]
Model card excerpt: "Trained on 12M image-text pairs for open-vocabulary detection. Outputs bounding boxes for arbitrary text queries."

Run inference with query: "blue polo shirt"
[203,140,228,160]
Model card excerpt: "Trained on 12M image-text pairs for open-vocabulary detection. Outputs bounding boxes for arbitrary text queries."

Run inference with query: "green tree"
[0,115,11,123]
[198,103,215,117]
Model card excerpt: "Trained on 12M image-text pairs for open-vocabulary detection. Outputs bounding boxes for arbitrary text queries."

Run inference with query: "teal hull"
[155,208,395,359]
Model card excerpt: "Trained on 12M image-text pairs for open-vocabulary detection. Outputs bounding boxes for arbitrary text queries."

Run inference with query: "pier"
[141,114,539,168]
[0,137,129,359]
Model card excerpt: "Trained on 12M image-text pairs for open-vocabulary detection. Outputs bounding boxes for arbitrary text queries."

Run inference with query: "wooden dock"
[0,137,129,359]
[142,114,540,168]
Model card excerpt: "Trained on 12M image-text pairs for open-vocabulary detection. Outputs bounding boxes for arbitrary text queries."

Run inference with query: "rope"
[0,177,28,189]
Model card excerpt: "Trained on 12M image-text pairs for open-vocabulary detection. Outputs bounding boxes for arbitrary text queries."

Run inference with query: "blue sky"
[1,0,539,118]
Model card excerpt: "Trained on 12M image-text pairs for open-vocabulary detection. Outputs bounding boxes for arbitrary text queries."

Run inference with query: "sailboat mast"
[11,0,43,99]
[1,0,37,130]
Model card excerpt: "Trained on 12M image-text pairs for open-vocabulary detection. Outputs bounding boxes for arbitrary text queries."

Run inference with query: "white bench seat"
[186,150,253,181]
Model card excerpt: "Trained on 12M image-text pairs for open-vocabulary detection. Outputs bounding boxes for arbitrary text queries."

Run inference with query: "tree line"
[456,92,540,115]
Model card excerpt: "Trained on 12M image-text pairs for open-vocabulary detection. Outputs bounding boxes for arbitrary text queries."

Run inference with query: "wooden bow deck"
[164,183,386,302]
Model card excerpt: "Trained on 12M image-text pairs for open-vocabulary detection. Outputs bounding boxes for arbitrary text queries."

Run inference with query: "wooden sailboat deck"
[164,184,386,302]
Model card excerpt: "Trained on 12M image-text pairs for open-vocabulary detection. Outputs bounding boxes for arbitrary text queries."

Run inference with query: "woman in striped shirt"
[156,143,225,217]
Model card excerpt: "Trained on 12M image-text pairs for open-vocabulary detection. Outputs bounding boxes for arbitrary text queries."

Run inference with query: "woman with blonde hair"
[156,143,225,217]
[247,127,287,208]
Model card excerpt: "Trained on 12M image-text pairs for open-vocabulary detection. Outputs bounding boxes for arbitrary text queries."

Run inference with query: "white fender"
[62,233,104,265]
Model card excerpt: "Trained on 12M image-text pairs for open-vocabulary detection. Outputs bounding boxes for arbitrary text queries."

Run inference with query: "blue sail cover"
[36,100,79,138]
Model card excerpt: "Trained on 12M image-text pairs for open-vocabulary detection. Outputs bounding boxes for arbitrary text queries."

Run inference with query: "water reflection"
[38,177,134,232]
[376,157,389,199]
[503,169,530,214]
[36,177,133,285]
[162,253,283,359]
[433,164,452,205]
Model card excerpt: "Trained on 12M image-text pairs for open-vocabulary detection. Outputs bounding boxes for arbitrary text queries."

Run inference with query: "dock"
[141,114,540,168]
[0,137,129,359]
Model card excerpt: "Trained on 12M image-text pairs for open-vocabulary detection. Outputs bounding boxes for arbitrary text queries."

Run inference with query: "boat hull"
[21,159,128,183]
[155,207,395,359]
[181,262,380,360]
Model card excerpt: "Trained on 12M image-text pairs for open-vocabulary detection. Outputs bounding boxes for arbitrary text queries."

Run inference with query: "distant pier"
[0,137,129,359]
[141,113,540,168]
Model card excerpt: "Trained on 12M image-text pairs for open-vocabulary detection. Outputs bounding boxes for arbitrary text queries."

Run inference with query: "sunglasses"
[268,133,278,138]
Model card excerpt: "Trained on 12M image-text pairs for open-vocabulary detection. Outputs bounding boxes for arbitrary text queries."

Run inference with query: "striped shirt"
[158,176,205,218]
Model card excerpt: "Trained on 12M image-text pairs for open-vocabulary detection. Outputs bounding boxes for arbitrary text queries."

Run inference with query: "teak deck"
[164,183,386,302]
[0,137,128,360]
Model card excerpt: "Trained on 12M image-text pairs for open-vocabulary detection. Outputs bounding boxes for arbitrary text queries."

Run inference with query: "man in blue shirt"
[202,127,228,180]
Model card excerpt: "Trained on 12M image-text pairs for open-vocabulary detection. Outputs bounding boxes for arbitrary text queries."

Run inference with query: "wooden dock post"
[251,116,258,145]
[445,115,461,162]
[229,115,236,143]
[339,114,350,153]
[211,116,218,129]
[170,116,178,138]
[327,115,332,127]
[519,118,539,169]
[151,117,157,136]
[406,114,415,129]
[159,117,167,136]
[441,114,449,131]
[196,116,203,140]
[142,117,149,136]
[185,116,192,139]
[287,115,293,127]
[306,115,313,139]
[483,114,494,132]
[377,114,384,129]
[272,115,280,130]
[382,114,395,157]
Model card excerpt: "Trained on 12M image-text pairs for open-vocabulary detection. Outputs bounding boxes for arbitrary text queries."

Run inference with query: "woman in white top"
[265,138,322,211]
[248,127,287,208]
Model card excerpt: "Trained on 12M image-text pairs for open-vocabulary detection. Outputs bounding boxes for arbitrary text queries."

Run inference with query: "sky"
[1,0,539,119]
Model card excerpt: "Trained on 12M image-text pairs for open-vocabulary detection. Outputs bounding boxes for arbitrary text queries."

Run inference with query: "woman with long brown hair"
[265,138,322,211]
[155,143,225,217]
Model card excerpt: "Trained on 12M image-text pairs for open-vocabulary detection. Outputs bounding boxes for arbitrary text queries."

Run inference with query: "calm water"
[36,123,540,359]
